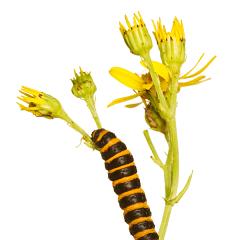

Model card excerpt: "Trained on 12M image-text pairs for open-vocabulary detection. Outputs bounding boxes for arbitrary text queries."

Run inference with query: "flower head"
[120,12,153,57]
[17,86,65,119]
[108,63,170,107]
[71,68,96,100]
[153,17,186,74]
[108,53,216,107]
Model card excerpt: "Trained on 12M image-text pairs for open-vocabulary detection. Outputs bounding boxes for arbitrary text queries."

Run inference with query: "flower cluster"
[109,13,215,132]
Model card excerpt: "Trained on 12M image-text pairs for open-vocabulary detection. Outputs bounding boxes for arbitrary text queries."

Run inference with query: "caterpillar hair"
[91,128,159,240]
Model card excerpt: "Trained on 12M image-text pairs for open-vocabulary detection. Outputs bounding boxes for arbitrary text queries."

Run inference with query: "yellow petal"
[119,22,126,34]
[17,96,35,104]
[125,102,142,108]
[21,86,40,96]
[160,80,169,92]
[140,60,170,81]
[143,82,153,90]
[107,93,142,107]
[17,102,38,112]
[109,67,145,91]
[19,90,33,98]
[180,53,205,79]
[17,102,27,110]
[179,75,210,87]
[17,95,44,105]
[181,56,216,79]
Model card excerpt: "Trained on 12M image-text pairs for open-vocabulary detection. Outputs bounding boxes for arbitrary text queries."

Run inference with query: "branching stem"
[158,73,180,240]
[61,112,94,147]
[143,130,165,169]
[142,55,180,240]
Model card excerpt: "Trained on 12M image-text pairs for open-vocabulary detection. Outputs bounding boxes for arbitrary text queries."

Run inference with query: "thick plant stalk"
[158,205,172,240]
[159,118,179,240]
[158,70,179,239]
[143,59,180,239]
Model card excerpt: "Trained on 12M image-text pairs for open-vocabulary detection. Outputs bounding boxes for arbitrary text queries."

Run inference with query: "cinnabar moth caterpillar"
[91,129,159,240]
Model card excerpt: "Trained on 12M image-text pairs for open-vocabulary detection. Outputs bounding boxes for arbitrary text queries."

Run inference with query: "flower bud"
[71,68,96,100]
[17,86,65,119]
[153,17,186,74]
[120,12,153,57]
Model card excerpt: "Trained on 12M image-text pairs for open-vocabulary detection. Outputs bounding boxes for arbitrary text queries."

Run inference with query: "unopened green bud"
[71,68,96,100]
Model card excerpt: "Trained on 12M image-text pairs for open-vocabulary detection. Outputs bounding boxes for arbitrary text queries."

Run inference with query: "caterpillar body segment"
[91,129,159,240]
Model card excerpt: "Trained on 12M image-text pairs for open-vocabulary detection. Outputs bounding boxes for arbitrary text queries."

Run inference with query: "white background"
[0,0,239,239]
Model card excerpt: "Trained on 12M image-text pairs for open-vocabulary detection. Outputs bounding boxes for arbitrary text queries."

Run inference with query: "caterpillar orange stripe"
[91,129,159,240]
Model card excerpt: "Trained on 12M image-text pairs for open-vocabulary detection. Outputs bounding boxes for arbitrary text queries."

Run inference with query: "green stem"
[158,204,172,240]
[158,118,179,240]
[168,118,179,197]
[60,111,94,147]
[158,74,179,240]
[143,130,165,169]
[142,52,170,120]
[86,96,102,129]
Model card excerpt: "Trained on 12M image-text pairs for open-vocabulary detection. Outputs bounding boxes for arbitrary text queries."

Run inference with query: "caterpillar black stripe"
[91,129,159,240]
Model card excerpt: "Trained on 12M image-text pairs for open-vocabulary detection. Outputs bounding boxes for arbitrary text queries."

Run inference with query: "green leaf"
[166,171,193,205]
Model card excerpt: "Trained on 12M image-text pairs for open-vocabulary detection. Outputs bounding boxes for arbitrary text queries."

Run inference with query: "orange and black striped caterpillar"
[91,129,159,240]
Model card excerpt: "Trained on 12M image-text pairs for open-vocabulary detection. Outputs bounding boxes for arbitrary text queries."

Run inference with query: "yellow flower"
[109,67,153,91]
[109,54,216,107]
[17,86,65,119]
[108,62,169,107]
[119,12,153,56]
[153,17,186,74]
